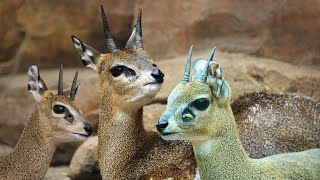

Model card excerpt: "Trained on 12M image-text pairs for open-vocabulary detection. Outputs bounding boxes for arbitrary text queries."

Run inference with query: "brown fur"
[95,49,196,179]
[72,33,320,178]
[232,91,320,158]
[0,89,90,179]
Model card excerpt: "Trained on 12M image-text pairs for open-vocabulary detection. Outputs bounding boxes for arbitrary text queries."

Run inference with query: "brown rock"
[0,0,134,74]
[68,136,101,180]
[45,166,70,180]
[143,103,167,132]
[137,0,320,65]
[0,144,13,156]
[1,1,319,75]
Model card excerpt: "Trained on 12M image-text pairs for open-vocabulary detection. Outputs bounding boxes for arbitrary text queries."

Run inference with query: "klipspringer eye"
[110,65,125,77]
[53,105,65,114]
[193,98,209,111]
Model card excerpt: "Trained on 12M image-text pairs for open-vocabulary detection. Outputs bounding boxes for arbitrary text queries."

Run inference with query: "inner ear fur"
[71,35,101,72]
[207,65,231,104]
[27,65,48,102]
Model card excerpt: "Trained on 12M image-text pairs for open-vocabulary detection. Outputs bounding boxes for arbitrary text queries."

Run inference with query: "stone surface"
[1,1,320,75]
[45,166,70,180]
[0,144,13,156]
[0,0,134,74]
[68,136,101,180]
[137,0,320,65]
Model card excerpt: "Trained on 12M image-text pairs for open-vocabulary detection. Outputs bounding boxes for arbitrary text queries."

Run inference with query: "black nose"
[156,122,168,134]
[151,70,164,83]
[84,123,92,136]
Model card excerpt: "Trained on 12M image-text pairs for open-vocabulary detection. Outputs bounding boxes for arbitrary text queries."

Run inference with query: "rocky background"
[0,0,319,179]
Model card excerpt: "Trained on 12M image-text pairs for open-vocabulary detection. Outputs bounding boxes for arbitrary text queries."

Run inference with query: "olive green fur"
[164,80,320,179]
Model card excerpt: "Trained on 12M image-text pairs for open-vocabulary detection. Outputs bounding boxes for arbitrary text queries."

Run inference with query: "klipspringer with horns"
[0,65,92,180]
[157,47,320,179]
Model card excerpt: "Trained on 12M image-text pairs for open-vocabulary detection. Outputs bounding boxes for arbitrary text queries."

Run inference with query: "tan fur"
[95,49,196,179]
[160,75,320,179]
[232,92,320,158]
[0,86,90,179]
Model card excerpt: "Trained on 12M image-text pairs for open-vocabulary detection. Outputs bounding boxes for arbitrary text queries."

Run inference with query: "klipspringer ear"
[192,47,231,103]
[71,35,101,71]
[125,9,144,50]
[125,26,138,49]
[207,64,231,104]
[27,64,48,102]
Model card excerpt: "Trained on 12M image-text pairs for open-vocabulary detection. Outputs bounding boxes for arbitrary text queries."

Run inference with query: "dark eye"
[110,66,124,77]
[53,105,65,114]
[152,63,157,67]
[192,98,209,111]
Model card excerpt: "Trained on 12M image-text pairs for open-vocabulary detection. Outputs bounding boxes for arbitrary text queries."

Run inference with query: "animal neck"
[1,108,56,179]
[98,88,147,178]
[192,107,253,179]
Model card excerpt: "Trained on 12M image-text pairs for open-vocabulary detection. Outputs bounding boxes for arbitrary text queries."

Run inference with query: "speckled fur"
[0,87,90,179]
[91,49,196,179]
[232,92,320,158]
[162,80,320,179]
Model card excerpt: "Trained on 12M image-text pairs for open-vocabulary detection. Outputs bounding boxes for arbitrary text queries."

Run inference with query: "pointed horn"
[199,47,216,83]
[58,64,63,95]
[181,46,193,84]
[70,71,78,100]
[75,84,80,95]
[208,46,216,63]
[100,5,117,52]
[135,9,144,50]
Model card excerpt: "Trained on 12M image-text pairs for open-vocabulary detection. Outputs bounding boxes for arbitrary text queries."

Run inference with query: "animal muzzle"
[84,122,93,136]
[156,116,169,133]
[151,69,164,83]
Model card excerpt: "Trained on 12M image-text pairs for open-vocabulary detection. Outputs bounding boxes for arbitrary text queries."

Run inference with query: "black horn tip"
[100,4,111,33]
[37,67,41,81]
[70,71,78,100]
[58,64,64,95]
[136,9,142,36]
[100,5,105,13]
[138,8,142,16]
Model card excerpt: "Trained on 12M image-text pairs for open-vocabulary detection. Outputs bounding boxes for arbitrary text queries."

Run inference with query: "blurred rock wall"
[137,0,320,65]
[0,0,319,74]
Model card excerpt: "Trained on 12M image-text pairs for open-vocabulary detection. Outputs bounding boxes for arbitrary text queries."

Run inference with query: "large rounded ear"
[207,64,231,104]
[71,35,101,72]
[27,65,48,102]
